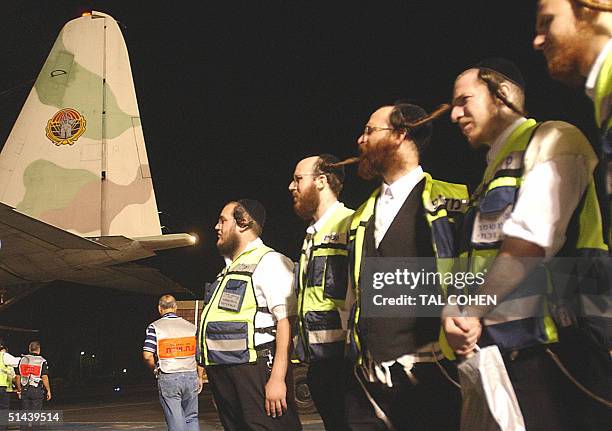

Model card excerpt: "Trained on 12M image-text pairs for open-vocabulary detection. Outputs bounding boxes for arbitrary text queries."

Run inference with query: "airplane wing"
[0,202,109,285]
[0,202,192,298]
[60,263,193,296]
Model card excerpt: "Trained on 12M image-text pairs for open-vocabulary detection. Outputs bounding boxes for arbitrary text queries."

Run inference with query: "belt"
[362,342,444,387]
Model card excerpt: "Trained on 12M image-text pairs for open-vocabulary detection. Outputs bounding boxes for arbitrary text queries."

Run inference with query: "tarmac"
[4,382,324,430]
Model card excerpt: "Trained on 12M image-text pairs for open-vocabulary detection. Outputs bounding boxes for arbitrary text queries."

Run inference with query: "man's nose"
[533,34,545,51]
[450,106,462,123]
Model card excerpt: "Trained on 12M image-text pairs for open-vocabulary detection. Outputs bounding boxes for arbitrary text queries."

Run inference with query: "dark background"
[0,0,600,381]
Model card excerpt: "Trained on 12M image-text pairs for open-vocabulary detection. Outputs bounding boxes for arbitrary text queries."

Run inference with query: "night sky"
[0,0,602,379]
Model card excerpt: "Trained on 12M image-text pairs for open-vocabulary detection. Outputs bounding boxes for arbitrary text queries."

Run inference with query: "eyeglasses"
[363,125,394,136]
[292,173,320,184]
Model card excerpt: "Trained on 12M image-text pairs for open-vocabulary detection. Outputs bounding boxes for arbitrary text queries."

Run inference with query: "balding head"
[158,294,177,315]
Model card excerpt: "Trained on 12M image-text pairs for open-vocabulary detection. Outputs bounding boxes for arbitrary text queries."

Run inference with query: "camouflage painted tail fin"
[0,11,161,237]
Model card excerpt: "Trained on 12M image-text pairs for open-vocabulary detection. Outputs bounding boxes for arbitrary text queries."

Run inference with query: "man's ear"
[393,129,407,146]
[315,174,327,190]
[496,82,512,105]
[236,221,251,233]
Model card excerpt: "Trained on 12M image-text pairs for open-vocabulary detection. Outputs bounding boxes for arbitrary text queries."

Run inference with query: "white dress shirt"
[224,238,297,346]
[497,119,596,258]
[1,350,20,367]
[374,166,424,248]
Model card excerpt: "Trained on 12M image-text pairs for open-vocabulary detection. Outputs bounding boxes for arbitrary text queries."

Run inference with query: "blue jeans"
[157,371,200,431]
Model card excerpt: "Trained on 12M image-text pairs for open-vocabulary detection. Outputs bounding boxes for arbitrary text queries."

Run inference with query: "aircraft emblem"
[45,108,87,146]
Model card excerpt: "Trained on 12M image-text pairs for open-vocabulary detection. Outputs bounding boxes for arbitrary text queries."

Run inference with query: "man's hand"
[443,316,481,356]
[45,390,52,401]
[265,376,287,418]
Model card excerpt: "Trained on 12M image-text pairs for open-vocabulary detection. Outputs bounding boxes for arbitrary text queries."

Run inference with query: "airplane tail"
[0,11,161,238]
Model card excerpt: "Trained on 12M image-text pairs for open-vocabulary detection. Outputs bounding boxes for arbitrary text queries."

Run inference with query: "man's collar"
[306,200,342,234]
[380,165,424,200]
[586,38,612,100]
[224,237,263,266]
[487,117,527,165]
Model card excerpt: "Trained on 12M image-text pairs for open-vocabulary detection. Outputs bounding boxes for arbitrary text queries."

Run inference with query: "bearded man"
[343,103,467,430]
[534,0,612,239]
[198,199,302,431]
[288,154,353,431]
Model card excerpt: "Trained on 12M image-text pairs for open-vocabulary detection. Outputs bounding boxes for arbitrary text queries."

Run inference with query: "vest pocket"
[305,310,345,359]
[480,186,517,214]
[205,321,249,364]
[307,256,326,287]
[218,279,247,312]
[324,255,348,300]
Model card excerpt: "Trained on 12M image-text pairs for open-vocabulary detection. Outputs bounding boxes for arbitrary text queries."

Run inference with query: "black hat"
[475,57,525,90]
[237,199,266,228]
[391,102,433,151]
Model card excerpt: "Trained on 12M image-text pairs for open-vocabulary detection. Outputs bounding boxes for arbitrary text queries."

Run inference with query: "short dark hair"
[314,154,345,197]
[232,201,264,236]
[389,102,433,154]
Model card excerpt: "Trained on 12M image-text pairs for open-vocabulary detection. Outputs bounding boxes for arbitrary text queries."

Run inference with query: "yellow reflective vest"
[0,351,12,388]
[199,244,275,366]
[295,203,354,362]
[463,119,608,352]
[348,172,469,363]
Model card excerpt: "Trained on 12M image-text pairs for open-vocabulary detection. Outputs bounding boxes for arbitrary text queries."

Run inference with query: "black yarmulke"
[237,198,266,228]
[475,57,525,90]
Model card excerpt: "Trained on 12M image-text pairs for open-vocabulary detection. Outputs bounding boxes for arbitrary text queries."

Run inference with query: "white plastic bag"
[458,345,526,431]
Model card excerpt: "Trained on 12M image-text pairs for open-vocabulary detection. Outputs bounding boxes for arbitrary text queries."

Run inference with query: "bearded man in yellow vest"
[446,58,609,431]
[534,0,612,246]
[289,154,353,431]
[344,103,465,430]
[143,295,204,431]
[198,199,302,431]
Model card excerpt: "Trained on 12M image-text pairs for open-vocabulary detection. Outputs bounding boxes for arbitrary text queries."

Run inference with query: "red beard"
[293,184,320,221]
[545,25,591,89]
[358,138,398,181]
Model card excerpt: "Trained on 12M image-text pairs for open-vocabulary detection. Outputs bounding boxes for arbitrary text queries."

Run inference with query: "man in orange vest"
[143,295,205,431]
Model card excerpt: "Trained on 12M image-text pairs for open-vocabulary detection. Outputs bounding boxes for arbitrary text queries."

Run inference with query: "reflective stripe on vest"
[19,355,45,387]
[152,317,197,373]
[348,173,469,364]
[199,244,274,366]
[295,204,354,362]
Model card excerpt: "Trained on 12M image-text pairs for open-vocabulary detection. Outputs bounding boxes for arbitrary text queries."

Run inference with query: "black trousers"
[344,361,461,431]
[20,386,44,431]
[307,358,349,431]
[206,358,302,431]
[502,345,577,431]
[0,386,9,431]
